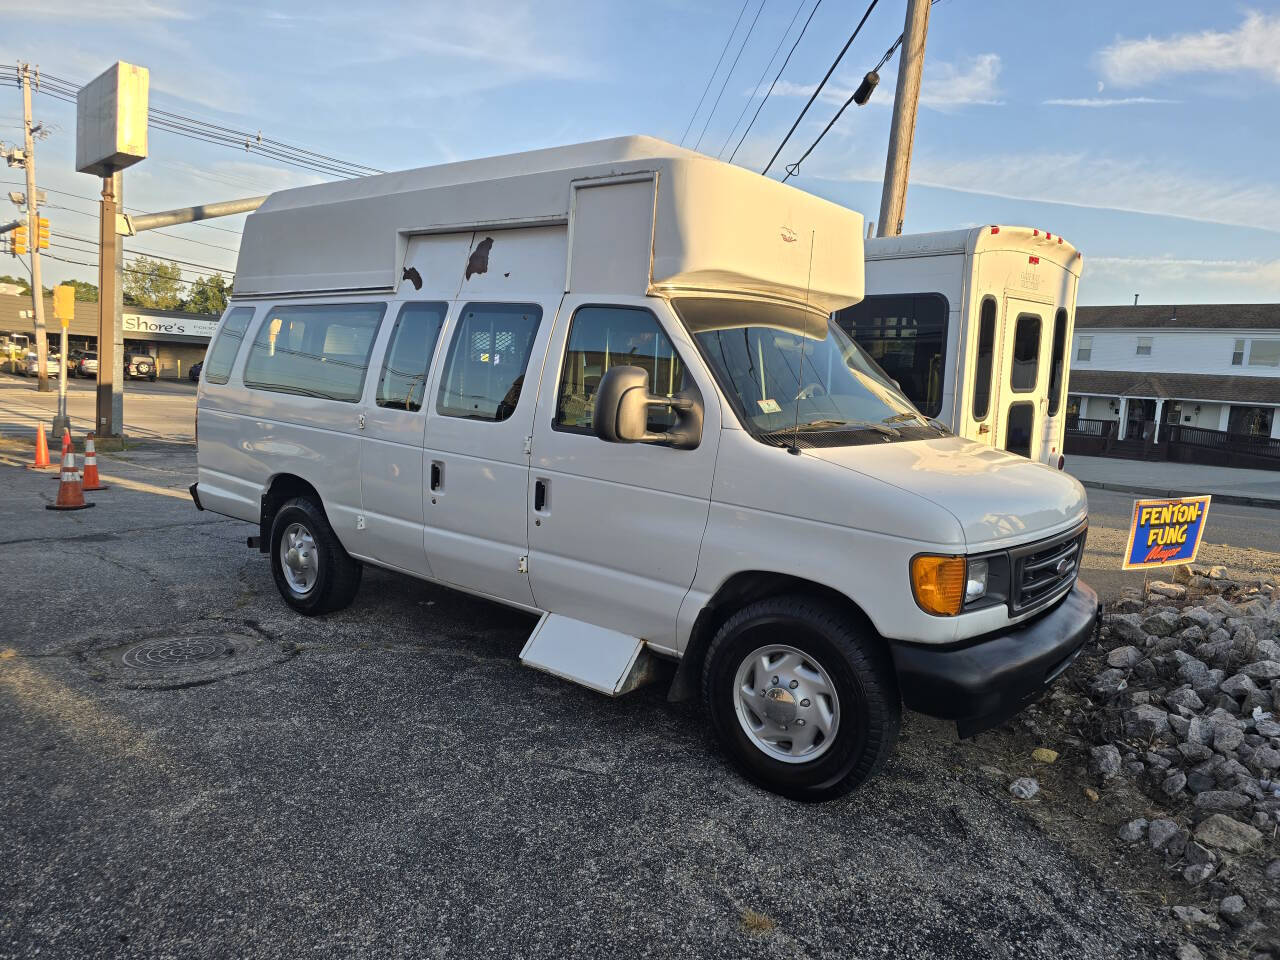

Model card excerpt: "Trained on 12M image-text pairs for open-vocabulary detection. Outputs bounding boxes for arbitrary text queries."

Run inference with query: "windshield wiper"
[795,418,901,437]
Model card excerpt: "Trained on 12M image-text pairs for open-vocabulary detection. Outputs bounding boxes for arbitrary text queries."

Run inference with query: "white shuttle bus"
[836,227,1083,468]
[192,138,1095,800]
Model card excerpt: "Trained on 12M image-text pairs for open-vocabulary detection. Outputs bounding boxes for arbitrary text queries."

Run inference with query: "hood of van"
[803,436,1087,549]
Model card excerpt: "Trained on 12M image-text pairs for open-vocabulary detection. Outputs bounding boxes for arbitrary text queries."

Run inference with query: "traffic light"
[11,224,26,255]
[36,217,49,250]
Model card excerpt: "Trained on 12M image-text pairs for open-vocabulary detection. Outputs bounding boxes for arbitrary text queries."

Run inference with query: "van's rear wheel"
[702,595,900,801]
[269,497,362,615]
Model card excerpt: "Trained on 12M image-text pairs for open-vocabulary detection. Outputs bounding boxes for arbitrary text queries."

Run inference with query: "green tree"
[183,272,230,315]
[123,255,184,309]
[66,279,99,302]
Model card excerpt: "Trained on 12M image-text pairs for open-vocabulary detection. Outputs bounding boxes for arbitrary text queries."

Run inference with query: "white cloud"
[1099,11,1280,86]
[9,0,192,19]
[755,54,1002,110]
[1042,97,1180,108]
[812,151,1280,233]
[921,54,1002,108]
[1084,256,1280,302]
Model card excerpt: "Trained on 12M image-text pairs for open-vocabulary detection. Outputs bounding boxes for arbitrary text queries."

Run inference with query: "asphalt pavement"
[0,442,1175,960]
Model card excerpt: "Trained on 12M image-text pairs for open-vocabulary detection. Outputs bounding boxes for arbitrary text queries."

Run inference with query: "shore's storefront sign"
[1122,496,1212,570]
[123,313,219,340]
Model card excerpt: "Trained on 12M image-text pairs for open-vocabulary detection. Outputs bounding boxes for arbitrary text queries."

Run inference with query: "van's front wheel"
[269,497,362,615]
[702,595,900,801]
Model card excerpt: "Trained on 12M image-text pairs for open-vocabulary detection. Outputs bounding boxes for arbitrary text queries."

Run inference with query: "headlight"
[910,555,966,616]
[965,559,989,603]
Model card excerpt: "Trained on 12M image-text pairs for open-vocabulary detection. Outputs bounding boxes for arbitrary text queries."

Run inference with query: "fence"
[1165,424,1280,469]
[1065,417,1114,438]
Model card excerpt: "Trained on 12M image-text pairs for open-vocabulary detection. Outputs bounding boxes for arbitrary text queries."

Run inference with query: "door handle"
[430,460,444,491]
[533,477,549,513]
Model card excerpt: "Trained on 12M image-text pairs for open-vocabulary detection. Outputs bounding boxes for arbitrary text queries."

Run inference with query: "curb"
[1080,480,1280,511]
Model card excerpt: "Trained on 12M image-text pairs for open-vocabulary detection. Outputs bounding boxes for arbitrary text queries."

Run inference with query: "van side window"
[204,306,255,384]
[436,303,542,422]
[1010,313,1041,393]
[833,293,948,418]
[243,302,386,403]
[376,302,448,412]
[554,305,687,434]
[971,297,997,421]
[1047,307,1068,416]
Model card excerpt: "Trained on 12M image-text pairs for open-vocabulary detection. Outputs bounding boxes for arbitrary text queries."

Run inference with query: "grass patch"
[740,909,774,935]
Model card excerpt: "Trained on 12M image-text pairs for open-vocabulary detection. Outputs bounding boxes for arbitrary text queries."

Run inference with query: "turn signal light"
[910,555,966,616]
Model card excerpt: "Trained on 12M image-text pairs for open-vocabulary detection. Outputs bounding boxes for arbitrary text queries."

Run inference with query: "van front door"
[358,300,449,578]
[526,296,720,649]
[422,300,552,606]
[997,297,1050,460]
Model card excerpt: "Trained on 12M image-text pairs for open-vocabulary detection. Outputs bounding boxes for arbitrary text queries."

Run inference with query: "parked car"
[189,360,203,382]
[74,352,99,378]
[192,137,1096,801]
[22,352,62,378]
[123,350,158,381]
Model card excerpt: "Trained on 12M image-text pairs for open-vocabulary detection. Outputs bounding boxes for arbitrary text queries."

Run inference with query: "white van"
[837,227,1083,468]
[192,137,1096,800]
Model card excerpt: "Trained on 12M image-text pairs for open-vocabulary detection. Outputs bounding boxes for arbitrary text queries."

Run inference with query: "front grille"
[1009,523,1086,614]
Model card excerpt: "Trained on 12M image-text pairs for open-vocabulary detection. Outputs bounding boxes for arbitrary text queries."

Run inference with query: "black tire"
[702,594,901,802]
[269,497,362,615]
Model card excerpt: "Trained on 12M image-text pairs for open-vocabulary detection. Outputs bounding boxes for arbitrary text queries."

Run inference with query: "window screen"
[834,293,948,418]
[555,305,686,434]
[1076,335,1092,362]
[376,302,447,412]
[204,306,254,384]
[243,302,385,402]
[1136,336,1153,356]
[1005,401,1034,458]
[1010,313,1041,393]
[436,303,542,422]
[971,297,997,421]
[1047,308,1068,416]
[1248,340,1280,367]
[1232,339,1245,366]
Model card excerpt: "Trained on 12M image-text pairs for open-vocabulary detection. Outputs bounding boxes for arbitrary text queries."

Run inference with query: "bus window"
[971,297,997,421]
[1047,307,1068,416]
[834,293,948,418]
[1010,313,1041,393]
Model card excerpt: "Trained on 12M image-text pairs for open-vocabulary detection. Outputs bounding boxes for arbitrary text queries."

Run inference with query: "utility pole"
[97,172,120,438]
[20,63,50,391]
[876,0,930,238]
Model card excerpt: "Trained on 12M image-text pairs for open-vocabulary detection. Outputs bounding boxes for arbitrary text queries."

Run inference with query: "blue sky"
[3,0,1279,305]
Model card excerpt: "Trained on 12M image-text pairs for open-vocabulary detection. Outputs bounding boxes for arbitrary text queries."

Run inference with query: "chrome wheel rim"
[733,643,840,764]
[280,522,319,595]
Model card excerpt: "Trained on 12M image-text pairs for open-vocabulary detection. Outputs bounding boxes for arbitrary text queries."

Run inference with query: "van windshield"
[674,297,946,447]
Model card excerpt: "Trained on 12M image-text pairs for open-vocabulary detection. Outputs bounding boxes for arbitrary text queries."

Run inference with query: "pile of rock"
[1076,564,1280,953]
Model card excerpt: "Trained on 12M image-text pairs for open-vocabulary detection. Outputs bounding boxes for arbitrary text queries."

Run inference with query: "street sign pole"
[52,283,74,437]
[97,173,119,438]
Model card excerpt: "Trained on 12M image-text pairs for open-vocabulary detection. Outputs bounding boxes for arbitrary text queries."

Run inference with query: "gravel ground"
[1,439,1254,959]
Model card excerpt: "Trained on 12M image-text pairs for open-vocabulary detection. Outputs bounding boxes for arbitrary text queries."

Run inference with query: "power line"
[719,0,809,159]
[1,179,245,240]
[679,1,751,147]
[52,232,233,275]
[693,0,769,152]
[40,249,226,286]
[728,0,824,163]
[778,0,940,184]
[761,0,880,177]
[0,65,383,179]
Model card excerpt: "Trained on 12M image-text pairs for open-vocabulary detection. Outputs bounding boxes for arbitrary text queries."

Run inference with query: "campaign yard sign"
[1122,496,1212,571]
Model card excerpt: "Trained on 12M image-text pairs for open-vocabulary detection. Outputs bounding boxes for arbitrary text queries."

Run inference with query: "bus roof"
[235,135,867,311]
[865,226,1082,275]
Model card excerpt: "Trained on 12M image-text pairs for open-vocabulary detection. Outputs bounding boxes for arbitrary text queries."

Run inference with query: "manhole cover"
[119,636,234,670]
[92,625,295,690]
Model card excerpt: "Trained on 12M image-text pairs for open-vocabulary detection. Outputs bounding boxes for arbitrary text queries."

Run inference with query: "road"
[0,372,197,443]
[0,440,1178,960]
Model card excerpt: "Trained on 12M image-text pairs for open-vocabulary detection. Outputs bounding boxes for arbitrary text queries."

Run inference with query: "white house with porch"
[1066,303,1280,442]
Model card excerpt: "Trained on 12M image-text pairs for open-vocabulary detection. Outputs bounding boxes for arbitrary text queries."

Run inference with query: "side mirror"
[593,365,703,450]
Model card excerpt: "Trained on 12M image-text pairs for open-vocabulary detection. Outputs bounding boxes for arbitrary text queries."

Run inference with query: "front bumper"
[888,580,1098,738]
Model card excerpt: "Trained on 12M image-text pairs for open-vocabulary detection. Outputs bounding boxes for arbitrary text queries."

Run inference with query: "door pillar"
[1118,397,1129,440]
[1153,398,1165,442]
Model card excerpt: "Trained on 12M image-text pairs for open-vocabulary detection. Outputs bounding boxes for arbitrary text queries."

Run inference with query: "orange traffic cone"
[29,422,51,469]
[81,432,108,491]
[61,427,72,462]
[46,448,94,511]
